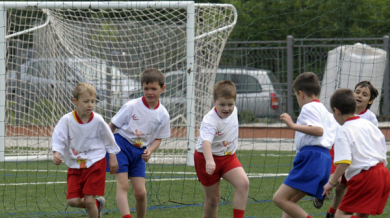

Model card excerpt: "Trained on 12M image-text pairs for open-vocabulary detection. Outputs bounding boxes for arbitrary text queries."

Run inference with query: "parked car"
[6,58,99,112]
[70,58,142,109]
[160,67,283,123]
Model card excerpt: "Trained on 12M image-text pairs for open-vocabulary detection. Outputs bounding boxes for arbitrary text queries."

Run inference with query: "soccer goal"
[0,1,237,166]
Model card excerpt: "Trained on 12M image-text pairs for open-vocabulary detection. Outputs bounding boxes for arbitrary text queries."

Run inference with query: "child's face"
[354,85,373,110]
[142,81,165,106]
[213,97,235,118]
[72,92,96,116]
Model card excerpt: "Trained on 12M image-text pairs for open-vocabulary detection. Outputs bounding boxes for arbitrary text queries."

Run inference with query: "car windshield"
[215,73,262,93]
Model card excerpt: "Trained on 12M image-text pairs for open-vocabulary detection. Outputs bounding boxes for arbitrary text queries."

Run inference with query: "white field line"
[0,173,289,186]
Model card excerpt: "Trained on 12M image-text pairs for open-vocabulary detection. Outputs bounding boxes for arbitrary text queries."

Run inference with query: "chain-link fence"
[220,36,390,119]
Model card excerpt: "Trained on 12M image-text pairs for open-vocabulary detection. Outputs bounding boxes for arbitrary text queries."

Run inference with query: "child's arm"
[108,122,117,133]
[322,163,349,198]
[202,140,215,175]
[280,113,323,136]
[142,139,162,162]
[108,153,118,174]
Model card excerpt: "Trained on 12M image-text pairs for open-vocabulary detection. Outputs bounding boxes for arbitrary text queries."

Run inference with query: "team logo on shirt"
[134,129,143,147]
[132,114,139,120]
[222,141,229,147]
[216,131,224,136]
[72,149,79,156]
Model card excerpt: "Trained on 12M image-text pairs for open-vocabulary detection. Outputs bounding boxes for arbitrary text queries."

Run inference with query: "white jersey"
[334,116,387,180]
[356,109,378,127]
[295,100,338,153]
[112,97,170,148]
[52,111,120,169]
[196,106,239,156]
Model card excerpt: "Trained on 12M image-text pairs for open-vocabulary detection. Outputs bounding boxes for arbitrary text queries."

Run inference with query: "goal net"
[2,2,236,166]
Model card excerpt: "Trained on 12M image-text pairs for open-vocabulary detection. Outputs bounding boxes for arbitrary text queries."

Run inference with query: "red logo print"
[132,114,139,120]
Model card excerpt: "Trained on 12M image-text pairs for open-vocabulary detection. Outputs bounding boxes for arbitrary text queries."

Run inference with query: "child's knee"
[117,179,130,191]
[67,198,79,207]
[335,184,347,194]
[205,195,220,207]
[134,188,147,201]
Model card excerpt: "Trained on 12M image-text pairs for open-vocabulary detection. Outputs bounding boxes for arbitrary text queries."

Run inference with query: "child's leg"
[222,167,249,211]
[130,176,147,218]
[84,194,98,218]
[67,196,98,218]
[330,183,347,212]
[202,181,221,218]
[335,209,368,218]
[116,172,131,217]
[273,184,308,218]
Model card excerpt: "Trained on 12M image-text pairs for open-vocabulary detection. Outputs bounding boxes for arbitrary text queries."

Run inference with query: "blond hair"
[73,82,96,100]
[213,80,237,101]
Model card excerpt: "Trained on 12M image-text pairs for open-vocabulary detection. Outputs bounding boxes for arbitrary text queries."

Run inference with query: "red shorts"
[338,163,390,215]
[67,157,107,199]
[194,150,242,186]
[329,145,347,185]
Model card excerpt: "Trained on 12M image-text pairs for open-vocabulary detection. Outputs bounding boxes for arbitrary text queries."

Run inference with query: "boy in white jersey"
[354,80,378,126]
[323,81,379,218]
[323,89,389,218]
[194,80,249,218]
[273,72,337,218]
[52,82,120,218]
[106,68,170,218]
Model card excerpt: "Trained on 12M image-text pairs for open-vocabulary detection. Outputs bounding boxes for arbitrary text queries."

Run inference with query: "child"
[323,88,389,218]
[194,80,249,218]
[52,82,120,218]
[354,80,378,126]
[106,68,171,218]
[323,81,379,218]
[273,72,337,218]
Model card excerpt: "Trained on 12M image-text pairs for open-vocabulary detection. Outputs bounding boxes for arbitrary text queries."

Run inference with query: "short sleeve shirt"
[294,101,338,152]
[356,109,378,127]
[334,116,387,180]
[112,97,171,147]
[196,106,239,156]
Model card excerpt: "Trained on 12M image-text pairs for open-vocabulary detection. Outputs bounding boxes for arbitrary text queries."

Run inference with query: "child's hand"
[205,160,216,175]
[108,153,119,174]
[322,182,333,198]
[280,113,295,128]
[53,151,62,165]
[142,149,152,162]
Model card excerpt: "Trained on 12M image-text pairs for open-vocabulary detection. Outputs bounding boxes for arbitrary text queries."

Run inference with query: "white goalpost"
[0,1,237,165]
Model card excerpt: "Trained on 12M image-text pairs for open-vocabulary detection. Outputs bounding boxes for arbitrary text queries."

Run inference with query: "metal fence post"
[383,35,389,116]
[287,35,294,116]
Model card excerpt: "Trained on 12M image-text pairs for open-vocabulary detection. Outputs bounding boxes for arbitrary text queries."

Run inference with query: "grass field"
[1,150,390,218]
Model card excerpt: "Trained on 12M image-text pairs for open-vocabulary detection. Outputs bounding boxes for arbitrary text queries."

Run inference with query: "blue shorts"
[106,134,146,178]
[283,146,331,199]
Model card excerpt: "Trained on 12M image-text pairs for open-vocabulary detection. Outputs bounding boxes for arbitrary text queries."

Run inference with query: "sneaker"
[313,196,324,209]
[326,212,335,218]
[96,196,105,218]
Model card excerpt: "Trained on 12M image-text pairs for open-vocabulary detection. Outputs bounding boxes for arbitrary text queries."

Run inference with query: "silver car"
[160,67,283,123]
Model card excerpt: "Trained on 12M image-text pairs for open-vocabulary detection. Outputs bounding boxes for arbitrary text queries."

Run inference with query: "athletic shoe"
[313,196,324,209]
[96,196,106,218]
[326,212,335,218]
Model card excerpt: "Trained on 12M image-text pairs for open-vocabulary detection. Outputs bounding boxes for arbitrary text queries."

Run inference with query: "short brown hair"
[141,68,165,88]
[213,80,237,101]
[293,72,321,97]
[73,82,96,100]
[330,89,356,115]
[354,80,378,109]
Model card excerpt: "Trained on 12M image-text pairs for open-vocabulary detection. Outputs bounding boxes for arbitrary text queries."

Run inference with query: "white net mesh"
[5,4,236,162]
